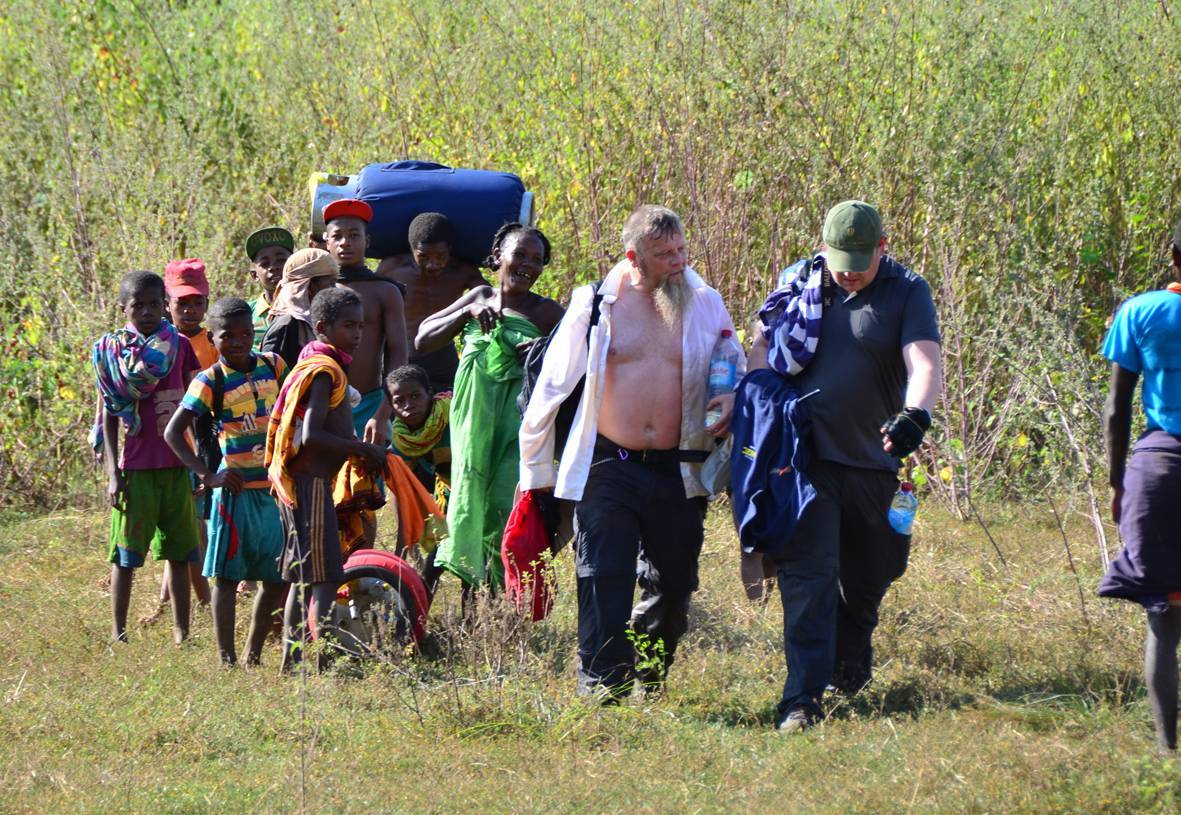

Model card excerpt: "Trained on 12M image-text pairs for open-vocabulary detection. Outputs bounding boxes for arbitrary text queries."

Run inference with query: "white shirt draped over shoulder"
[519,261,746,501]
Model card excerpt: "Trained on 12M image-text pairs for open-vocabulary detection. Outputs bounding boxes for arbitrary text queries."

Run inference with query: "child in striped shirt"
[165,297,288,667]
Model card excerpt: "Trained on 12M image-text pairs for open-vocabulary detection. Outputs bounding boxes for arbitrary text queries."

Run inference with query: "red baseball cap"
[164,258,209,298]
[323,198,373,225]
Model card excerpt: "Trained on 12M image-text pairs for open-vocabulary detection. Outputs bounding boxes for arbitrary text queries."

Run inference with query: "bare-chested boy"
[376,212,486,392]
[265,287,386,670]
[321,198,407,445]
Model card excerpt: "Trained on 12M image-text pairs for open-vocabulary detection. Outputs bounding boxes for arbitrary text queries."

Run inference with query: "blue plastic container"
[310,161,534,265]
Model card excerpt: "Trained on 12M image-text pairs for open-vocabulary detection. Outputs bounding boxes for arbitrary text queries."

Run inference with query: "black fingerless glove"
[882,407,931,458]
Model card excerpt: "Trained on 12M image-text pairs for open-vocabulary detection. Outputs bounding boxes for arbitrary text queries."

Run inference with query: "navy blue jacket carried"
[728,369,817,554]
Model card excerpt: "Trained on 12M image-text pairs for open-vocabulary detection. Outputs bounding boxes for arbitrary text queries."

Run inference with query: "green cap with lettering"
[245,226,295,262]
[822,200,882,273]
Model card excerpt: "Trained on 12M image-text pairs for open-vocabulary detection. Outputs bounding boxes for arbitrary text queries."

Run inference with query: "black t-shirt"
[260,315,313,369]
[789,256,940,472]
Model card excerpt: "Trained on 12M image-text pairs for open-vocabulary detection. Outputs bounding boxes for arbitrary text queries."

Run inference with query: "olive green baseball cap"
[245,226,295,261]
[822,200,883,273]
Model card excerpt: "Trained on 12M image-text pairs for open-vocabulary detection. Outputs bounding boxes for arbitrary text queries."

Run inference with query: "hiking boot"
[776,705,821,734]
[830,665,871,697]
[576,675,628,706]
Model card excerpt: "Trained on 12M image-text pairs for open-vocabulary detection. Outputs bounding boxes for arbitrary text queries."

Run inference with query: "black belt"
[593,435,709,465]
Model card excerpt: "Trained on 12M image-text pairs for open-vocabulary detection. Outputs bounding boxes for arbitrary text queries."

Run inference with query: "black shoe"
[831,664,871,696]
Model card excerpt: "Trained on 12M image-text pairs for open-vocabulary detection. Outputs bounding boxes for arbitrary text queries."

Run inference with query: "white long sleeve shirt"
[519,262,746,501]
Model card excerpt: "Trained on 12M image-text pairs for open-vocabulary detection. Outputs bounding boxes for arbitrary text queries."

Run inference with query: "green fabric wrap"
[434,315,540,585]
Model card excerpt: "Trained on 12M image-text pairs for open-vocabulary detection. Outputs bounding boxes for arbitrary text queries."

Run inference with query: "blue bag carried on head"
[312,161,532,265]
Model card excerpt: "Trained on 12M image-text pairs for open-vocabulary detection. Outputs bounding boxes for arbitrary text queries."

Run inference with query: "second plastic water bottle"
[887,482,918,535]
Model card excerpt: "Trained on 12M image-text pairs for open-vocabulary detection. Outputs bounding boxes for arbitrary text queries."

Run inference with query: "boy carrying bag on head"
[93,270,201,645]
[165,298,289,667]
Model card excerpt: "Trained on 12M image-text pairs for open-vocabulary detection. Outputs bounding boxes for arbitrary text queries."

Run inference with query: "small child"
[265,287,386,670]
[386,364,451,501]
[164,297,289,666]
[153,259,216,612]
[166,259,218,369]
[386,364,452,595]
[92,270,201,644]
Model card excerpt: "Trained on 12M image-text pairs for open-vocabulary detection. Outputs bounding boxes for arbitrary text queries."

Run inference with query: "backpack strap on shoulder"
[257,352,278,381]
[586,279,604,342]
[212,364,225,421]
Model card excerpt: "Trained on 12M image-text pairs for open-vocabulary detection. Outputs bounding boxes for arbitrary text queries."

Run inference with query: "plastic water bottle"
[705,329,739,427]
[888,482,918,535]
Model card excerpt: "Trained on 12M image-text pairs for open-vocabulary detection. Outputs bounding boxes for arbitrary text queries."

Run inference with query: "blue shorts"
[203,487,284,583]
[353,387,393,441]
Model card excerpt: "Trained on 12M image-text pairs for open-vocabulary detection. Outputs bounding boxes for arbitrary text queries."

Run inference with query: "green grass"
[1,503,1177,814]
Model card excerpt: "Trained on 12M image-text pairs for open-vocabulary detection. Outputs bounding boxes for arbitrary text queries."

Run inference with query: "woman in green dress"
[415,224,565,587]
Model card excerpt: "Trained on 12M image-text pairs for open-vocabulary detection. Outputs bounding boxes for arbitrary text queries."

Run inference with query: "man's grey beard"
[651,273,691,328]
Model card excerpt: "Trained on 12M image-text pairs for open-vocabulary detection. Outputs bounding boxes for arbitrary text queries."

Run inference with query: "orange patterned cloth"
[334,452,446,556]
[264,345,350,508]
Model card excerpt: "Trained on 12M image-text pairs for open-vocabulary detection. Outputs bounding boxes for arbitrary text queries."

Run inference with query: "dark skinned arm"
[1103,363,1139,525]
[464,265,490,290]
[303,373,386,468]
[102,408,125,509]
[415,286,497,353]
[382,284,409,370]
[513,298,566,359]
[362,285,407,445]
[164,407,243,495]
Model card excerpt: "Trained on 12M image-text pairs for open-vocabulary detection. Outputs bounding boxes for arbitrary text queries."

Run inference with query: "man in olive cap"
[245,226,295,350]
[749,200,942,733]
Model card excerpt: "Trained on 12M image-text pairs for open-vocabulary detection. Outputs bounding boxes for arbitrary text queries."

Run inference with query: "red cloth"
[500,490,554,621]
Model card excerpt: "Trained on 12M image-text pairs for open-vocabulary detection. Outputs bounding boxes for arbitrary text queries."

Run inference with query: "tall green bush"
[0,0,1177,510]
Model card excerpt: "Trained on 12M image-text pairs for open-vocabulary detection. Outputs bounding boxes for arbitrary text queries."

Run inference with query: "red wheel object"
[343,549,430,645]
[308,549,430,649]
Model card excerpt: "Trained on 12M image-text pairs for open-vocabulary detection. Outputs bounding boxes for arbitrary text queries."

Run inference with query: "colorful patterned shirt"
[180,352,287,489]
[121,333,200,471]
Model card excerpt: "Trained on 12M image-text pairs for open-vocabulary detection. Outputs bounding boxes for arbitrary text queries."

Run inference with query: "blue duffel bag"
[345,161,532,264]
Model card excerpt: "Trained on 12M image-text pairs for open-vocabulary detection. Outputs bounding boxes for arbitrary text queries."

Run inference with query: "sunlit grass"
[0,503,1176,813]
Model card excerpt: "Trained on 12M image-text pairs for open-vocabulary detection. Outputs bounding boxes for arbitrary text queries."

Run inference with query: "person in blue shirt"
[1099,218,1181,754]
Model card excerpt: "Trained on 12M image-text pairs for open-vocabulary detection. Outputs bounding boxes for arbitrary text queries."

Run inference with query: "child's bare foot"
[138,602,166,626]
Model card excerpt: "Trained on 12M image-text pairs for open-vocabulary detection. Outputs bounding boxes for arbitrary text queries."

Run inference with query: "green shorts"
[109,468,200,568]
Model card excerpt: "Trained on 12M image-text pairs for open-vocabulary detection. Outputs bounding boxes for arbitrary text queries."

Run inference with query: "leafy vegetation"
[2,3,1179,808]
[1,0,1178,507]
